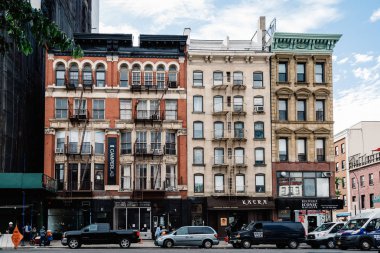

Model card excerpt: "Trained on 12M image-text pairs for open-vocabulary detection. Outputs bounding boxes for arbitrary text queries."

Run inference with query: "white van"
[306,222,345,249]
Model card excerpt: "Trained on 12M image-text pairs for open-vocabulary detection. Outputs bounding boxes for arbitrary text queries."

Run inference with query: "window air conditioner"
[255,106,264,113]
[55,148,64,154]
[168,81,177,88]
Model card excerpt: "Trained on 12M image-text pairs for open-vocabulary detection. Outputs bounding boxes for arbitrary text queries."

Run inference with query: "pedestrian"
[6,222,14,234]
[23,223,31,241]
[39,226,46,246]
[31,227,37,241]
[155,225,162,239]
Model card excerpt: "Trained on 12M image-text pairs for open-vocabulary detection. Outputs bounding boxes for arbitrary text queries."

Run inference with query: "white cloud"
[370,8,380,22]
[353,67,372,81]
[353,53,373,64]
[332,55,337,62]
[337,57,349,64]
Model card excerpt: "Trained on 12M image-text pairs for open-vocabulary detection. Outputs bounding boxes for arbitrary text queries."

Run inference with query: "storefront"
[276,198,343,232]
[207,197,275,238]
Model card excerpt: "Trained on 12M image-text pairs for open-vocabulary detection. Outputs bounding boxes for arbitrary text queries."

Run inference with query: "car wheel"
[360,239,372,251]
[288,239,299,249]
[164,239,174,248]
[203,239,213,249]
[120,238,131,248]
[232,243,241,248]
[241,239,251,249]
[68,238,80,249]
[326,239,335,249]
[311,244,320,249]
[276,243,286,249]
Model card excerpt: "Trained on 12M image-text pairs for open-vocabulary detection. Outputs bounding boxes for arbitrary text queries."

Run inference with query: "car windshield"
[314,223,334,232]
[341,219,368,230]
[245,223,255,231]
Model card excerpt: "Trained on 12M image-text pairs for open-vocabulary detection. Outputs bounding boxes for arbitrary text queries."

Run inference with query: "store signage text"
[242,199,268,205]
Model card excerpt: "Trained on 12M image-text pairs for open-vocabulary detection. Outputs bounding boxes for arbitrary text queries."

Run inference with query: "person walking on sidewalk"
[39,226,46,246]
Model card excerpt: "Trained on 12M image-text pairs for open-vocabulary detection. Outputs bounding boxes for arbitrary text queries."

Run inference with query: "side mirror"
[83,228,89,232]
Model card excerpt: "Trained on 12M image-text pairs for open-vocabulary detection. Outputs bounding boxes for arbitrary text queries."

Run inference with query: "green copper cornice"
[271,32,342,54]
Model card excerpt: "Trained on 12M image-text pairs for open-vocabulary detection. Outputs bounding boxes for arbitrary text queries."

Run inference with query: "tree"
[0,0,83,57]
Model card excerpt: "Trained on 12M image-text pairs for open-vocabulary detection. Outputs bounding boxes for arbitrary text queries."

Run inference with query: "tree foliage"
[0,0,83,57]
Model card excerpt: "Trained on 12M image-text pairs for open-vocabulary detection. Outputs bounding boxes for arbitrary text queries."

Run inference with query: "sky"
[99,0,380,134]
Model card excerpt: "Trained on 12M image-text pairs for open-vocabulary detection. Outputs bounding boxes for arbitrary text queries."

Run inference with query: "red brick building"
[44,34,189,236]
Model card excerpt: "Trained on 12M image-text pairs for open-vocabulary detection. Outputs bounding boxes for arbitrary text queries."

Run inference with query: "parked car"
[335,211,380,250]
[229,221,305,249]
[154,226,219,248]
[306,222,345,249]
[61,223,140,249]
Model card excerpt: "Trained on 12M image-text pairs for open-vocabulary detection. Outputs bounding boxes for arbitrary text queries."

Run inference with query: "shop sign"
[207,197,274,210]
[114,201,151,208]
[242,199,268,205]
[107,137,117,185]
[302,199,318,209]
[276,198,343,210]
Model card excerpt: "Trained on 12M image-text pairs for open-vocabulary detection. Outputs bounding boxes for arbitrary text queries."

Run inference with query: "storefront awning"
[336,212,351,217]
[207,196,275,210]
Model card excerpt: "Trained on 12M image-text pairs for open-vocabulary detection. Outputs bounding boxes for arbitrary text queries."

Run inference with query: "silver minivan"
[155,226,219,248]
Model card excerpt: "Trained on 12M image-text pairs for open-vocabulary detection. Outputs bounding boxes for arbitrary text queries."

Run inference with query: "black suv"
[229,221,305,249]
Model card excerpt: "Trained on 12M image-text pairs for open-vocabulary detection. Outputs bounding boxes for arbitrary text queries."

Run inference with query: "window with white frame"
[255,148,265,165]
[255,174,265,193]
[214,174,224,193]
[213,96,223,113]
[193,96,203,112]
[194,174,204,193]
[193,147,204,165]
[165,100,177,120]
[93,99,105,119]
[193,71,203,87]
[214,148,224,165]
[165,164,176,188]
[156,65,165,88]
[151,131,161,152]
[233,96,243,112]
[315,63,325,83]
[253,72,263,88]
[213,71,223,85]
[55,98,68,119]
[69,130,79,153]
[74,98,87,117]
[193,121,204,139]
[165,131,176,155]
[132,64,141,85]
[55,63,65,86]
[254,96,264,113]
[235,148,244,165]
[297,138,307,161]
[279,138,288,161]
[121,132,132,154]
[236,174,245,193]
[144,65,153,86]
[96,64,105,87]
[55,131,65,153]
[69,64,79,87]
[82,64,92,87]
[214,121,224,139]
[233,71,243,85]
[136,131,147,153]
[121,164,131,190]
[120,99,132,120]
[95,132,105,155]
[119,65,128,87]
[135,164,147,190]
[150,164,161,190]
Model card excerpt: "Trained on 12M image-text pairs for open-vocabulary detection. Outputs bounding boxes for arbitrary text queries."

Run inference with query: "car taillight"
[136,231,140,238]
[214,233,218,238]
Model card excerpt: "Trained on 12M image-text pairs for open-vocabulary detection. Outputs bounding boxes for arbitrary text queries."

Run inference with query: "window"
[352,178,356,189]
[255,174,265,193]
[278,99,288,120]
[336,162,339,172]
[94,164,104,190]
[343,195,347,207]
[341,143,345,153]
[93,99,105,119]
[360,175,365,187]
[74,98,87,117]
[168,65,177,85]
[55,164,64,190]
[120,99,132,120]
[213,96,223,113]
[68,130,79,154]
[156,65,165,88]
[135,164,147,190]
[278,62,288,82]
[234,122,244,138]
[150,164,161,190]
[136,131,147,154]
[279,138,288,161]
[297,100,306,121]
[342,160,345,170]
[121,132,132,154]
[316,100,325,121]
[255,148,265,165]
[236,174,245,193]
[335,146,339,156]
[254,96,264,113]
[214,174,224,193]
[193,148,204,165]
[165,131,176,155]
[214,121,224,139]
[95,132,105,155]
[233,96,243,112]
[132,64,141,85]
[297,138,307,161]
[315,63,324,83]
[69,64,79,87]
[55,98,68,118]
[193,121,204,139]
[297,63,306,82]
[55,131,65,153]
[315,139,325,162]
[55,63,65,86]
[80,163,91,190]
[165,100,177,120]
[121,164,131,190]
[369,173,374,185]
[235,148,244,165]
[193,96,203,112]
[370,194,374,208]
[165,164,176,188]
[361,195,365,209]
[151,131,161,152]
[82,64,92,87]
[352,196,356,202]
[194,174,204,193]
[254,122,264,139]
[213,71,223,85]
[253,72,263,88]
[119,65,128,87]
[144,65,153,86]
[193,71,203,86]
[96,64,105,87]
[342,177,346,189]
[214,148,224,165]
[81,132,91,154]
[233,71,243,85]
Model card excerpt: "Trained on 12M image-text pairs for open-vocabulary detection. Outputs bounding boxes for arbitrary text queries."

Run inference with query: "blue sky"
[99,0,380,134]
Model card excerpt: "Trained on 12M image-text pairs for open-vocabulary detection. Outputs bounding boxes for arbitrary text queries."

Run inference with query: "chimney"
[259,16,266,50]
[183,28,191,45]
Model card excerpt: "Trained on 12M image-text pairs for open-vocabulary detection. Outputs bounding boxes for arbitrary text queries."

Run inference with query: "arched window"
[156,64,165,88]
[168,64,177,87]
[69,64,79,87]
[132,64,141,85]
[55,63,65,86]
[82,64,92,88]
[119,64,128,87]
[254,121,264,139]
[144,64,153,86]
[96,64,105,87]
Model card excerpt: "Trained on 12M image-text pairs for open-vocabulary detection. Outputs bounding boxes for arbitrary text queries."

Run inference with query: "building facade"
[186,18,274,237]
[44,34,188,237]
[270,32,342,232]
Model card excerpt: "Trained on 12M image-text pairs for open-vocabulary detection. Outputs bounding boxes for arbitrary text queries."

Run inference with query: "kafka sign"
[107,137,117,185]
